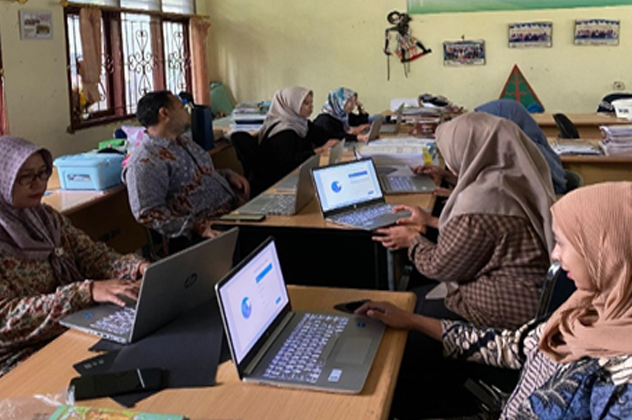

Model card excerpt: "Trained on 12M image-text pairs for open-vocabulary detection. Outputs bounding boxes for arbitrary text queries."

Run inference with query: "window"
[64,0,194,131]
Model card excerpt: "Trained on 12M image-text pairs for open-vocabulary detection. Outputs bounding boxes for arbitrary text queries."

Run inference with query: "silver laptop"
[366,116,384,142]
[215,237,385,393]
[380,104,404,135]
[60,228,239,344]
[377,165,436,194]
[328,139,345,165]
[311,158,411,230]
[236,154,319,215]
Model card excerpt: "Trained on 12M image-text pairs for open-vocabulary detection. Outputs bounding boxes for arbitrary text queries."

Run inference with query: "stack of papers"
[552,139,602,156]
[599,124,632,156]
[356,137,438,167]
[230,101,270,132]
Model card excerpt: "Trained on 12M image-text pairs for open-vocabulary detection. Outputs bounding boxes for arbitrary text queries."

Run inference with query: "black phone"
[69,368,166,400]
[219,213,266,222]
[334,299,370,314]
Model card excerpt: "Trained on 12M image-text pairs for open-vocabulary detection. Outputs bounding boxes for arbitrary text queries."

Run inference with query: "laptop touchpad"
[335,338,371,364]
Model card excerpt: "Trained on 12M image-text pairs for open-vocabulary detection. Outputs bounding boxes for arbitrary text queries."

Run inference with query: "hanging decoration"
[383,11,431,80]
[499,65,545,112]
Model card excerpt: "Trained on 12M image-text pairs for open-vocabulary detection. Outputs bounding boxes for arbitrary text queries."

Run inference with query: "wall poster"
[408,0,632,14]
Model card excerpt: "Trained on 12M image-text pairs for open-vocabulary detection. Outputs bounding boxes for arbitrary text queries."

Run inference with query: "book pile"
[551,139,602,156]
[599,124,632,156]
[230,101,270,133]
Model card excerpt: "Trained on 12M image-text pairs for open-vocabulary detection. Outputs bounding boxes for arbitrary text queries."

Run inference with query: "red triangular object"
[499,65,545,112]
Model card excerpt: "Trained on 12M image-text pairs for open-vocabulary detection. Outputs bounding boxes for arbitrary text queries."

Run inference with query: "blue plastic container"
[53,152,125,190]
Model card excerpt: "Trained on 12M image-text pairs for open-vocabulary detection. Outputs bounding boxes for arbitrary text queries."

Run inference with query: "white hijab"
[258,87,311,142]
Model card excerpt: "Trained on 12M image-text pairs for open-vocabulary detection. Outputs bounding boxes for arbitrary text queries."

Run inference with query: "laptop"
[380,104,404,135]
[377,165,436,194]
[215,236,385,393]
[236,154,319,215]
[365,115,383,142]
[60,228,239,344]
[328,139,345,165]
[311,158,411,230]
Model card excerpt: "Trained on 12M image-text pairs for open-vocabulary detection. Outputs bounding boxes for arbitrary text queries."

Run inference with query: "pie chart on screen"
[241,297,252,319]
[331,181,342,193]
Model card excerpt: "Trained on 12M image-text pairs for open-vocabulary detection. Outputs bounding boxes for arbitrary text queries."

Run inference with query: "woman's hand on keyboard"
[372,225,420,250]
[393,205,430,230]
[90,279,140,307]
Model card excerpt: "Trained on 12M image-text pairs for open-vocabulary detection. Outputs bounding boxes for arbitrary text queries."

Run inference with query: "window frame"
[63,5,193,132]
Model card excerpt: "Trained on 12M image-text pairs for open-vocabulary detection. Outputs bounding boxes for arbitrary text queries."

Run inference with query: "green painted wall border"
[407,0,632,14]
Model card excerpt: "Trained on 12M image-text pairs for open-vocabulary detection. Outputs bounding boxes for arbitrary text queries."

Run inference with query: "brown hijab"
[435,112,556,252]
[540,182,632,363]
[258,86,311,142]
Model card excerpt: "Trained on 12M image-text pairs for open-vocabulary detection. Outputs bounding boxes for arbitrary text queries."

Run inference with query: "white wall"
[206,1,632,115]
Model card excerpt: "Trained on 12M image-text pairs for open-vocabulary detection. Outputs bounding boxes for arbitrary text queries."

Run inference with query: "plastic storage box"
[53,152,125,190]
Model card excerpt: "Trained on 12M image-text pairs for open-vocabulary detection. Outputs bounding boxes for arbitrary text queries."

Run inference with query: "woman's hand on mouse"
[354,301,415,330]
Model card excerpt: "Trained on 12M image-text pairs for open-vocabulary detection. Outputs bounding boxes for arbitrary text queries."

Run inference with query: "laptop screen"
[312,159,384,213]
[216,240,289,365]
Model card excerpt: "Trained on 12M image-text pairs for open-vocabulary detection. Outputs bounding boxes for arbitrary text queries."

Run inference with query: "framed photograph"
[19,10,53,40]
[574,19,619,45]
[509,22,552,48]
[443,40,485,66]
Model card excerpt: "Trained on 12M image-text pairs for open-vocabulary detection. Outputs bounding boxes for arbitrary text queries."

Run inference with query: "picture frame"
[443,40,485,66]
[19,10,53,40]
[509,22,552,48]
[574,19,619,45]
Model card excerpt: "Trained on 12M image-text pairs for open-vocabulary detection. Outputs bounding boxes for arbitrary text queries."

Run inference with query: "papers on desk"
[48,404,185,420]
[599,124,632,156]
[230,101,270,133]
[356,137,438,167]
[552,139,602,156]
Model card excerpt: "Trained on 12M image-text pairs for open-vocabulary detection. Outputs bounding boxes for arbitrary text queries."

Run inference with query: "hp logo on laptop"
[184,273,198,289]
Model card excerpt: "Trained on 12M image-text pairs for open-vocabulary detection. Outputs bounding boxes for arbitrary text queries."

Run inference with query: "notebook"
[215,236,385,393]
[380,104,404,135]
[60,228,239,344]
[311,158,411,230]
[377,165,436,194]
[236,154,319,215]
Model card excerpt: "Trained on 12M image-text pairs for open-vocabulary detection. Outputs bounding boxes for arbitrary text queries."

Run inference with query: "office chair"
[553,113,580,139]
[563,170,584,193]
[230,131,266,196]
[598,93,632,114]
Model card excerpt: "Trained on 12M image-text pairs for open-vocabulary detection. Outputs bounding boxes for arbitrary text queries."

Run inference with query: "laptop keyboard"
[257,194,296,215]
[382,176,416,192]
[90,307,135,336]
[330,203,397,226]
[263,313,349,384]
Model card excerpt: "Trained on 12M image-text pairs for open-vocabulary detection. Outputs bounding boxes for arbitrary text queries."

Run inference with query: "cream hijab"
[436,112,556,252]
[540,182,632,364]
[258,87,311,142]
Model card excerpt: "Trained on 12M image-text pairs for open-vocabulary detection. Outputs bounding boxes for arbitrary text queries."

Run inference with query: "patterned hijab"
[436,112,556,252]
[540,182,632,363]
[321,87,356,131]
[258,87,311,142]
[0,136,83,284]
[475,99,567,194]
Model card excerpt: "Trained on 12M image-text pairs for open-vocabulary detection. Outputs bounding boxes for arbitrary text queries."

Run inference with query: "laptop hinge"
[244,312,295,376]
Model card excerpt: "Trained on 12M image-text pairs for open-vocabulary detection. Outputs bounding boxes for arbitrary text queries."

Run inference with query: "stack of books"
[230,101,270,133]
[599,124,632,156]
[551,139,602,156]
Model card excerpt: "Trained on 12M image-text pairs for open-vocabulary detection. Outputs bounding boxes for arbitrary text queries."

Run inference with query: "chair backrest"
[598,93,632,114]
[536,261,577,319]
[564,170,584,192]
[553,113,580,139]
[230,131,259,179]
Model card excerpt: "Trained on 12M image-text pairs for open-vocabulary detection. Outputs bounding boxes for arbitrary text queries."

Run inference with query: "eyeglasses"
[17,168,52,186]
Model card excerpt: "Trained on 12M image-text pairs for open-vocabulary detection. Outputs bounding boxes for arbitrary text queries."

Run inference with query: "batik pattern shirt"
[124,133,239,238]
[0,205,144,377]
[409,214,550,329]
[442,319,632,419]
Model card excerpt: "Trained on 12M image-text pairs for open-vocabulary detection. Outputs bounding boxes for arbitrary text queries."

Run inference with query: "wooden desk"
[44,170,147,254]
[0,286,416,420]
[533,113,630,138]
[214,152,433,291]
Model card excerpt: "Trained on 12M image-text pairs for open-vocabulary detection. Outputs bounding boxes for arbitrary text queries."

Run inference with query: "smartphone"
[69,368,166,400]
[219,213,266,222]
[333,299,370,314]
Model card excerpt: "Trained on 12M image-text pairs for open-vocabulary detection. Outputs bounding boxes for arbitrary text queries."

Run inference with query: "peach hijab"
[435,112,556,252]
[258,87,311,143]
[540,182,632,363]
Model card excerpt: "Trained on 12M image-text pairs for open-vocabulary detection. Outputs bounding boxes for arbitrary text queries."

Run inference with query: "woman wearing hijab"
[0,136,147,377]
[258,86,339,191]
[475,99,567,194]
[375,112,555,329]
[313,87,370,142]
[360,182,632,420]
